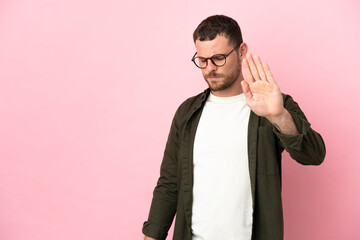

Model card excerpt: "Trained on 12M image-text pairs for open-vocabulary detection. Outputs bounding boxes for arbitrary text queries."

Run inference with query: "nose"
[205,59,218,72]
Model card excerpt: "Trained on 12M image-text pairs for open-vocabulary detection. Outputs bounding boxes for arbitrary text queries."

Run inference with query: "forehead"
[195,35,232,57]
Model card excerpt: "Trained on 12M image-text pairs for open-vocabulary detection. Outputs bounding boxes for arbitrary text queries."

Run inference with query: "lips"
[206,74,223,81]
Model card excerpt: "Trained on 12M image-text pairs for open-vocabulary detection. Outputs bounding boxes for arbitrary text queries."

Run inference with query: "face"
[195,35,242,93]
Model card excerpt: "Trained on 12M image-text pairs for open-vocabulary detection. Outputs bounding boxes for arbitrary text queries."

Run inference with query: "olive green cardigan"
[143,89,326,240]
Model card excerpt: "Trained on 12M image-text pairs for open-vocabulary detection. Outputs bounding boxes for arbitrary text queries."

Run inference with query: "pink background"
[0,0,359,239]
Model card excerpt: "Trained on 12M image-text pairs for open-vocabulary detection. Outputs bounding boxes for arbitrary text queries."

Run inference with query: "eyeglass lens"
[194,55,226,68]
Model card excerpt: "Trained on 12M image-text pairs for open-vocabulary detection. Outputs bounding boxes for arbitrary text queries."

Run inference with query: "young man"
[143,15,325,240]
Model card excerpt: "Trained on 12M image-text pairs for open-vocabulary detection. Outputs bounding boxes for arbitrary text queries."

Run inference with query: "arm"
[241,53,325,165]
[266,108,298,135]
[142,107,181,240]
[273,93,326,165]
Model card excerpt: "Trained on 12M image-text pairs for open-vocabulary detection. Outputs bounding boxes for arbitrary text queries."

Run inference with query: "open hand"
[241,53,285,118]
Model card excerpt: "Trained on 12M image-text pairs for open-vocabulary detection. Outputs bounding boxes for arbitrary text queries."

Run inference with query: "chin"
[209,85,227,92]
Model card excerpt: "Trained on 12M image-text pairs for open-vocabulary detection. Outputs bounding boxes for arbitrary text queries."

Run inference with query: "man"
[143,15,325,240]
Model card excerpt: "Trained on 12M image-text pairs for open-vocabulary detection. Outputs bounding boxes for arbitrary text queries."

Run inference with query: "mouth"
[206,75,223,81]
[208,77,219,81]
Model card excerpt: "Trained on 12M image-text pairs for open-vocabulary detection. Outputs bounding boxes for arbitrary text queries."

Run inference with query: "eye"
[212,55,225,61]
[198,58,207,63]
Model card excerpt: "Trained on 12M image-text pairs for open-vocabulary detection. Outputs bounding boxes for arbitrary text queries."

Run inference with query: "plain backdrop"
[0,0,359,239]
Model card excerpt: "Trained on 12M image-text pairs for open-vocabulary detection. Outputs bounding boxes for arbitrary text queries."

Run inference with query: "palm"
[241,53,284,118]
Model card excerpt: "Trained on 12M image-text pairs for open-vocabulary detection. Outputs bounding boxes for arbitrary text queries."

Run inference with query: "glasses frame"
[191,46,239,69]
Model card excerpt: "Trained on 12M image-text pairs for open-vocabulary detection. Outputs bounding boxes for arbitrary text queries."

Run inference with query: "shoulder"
[281,92,308,120]
[175,89,209,117]
[281,92,294,102]
[281,93,301,110]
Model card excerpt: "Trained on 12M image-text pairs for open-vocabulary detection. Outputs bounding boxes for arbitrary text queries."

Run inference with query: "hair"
[193,15,243,48]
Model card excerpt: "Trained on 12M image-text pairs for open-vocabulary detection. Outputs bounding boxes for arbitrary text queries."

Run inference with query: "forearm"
[266,108,299,135]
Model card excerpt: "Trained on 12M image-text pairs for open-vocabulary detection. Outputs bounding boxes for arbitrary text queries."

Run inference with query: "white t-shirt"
[192,92,253,240]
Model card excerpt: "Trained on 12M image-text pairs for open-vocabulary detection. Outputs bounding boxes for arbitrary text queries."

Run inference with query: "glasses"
[191,46,238,69]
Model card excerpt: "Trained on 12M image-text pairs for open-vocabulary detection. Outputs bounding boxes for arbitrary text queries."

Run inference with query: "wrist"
[266,108,288,124]
[266,108,299,135]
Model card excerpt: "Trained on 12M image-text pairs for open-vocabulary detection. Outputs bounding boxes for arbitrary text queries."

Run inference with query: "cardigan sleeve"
[272,94,326,165]
[142,106,182,240]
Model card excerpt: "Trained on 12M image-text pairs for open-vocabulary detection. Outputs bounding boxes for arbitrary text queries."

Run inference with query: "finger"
[246,53,261,81]
[241,80,253,102]
[242,58,255,83]
[254,55,267,81]
[262,62,276,84]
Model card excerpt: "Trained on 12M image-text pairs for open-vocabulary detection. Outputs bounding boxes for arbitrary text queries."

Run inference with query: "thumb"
[241,80,252,102]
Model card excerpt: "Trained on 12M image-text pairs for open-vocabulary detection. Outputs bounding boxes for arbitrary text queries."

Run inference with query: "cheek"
[227,62,240,73]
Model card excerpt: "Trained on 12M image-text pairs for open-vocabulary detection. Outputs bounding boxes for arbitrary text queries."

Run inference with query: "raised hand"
[241,53,285,118]
[241,53,298,135]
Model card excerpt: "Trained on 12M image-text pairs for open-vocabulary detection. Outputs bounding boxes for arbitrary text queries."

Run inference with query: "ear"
[238,42,248,59]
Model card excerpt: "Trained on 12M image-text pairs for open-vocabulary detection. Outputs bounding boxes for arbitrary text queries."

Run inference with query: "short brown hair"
[193,15,243,48]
